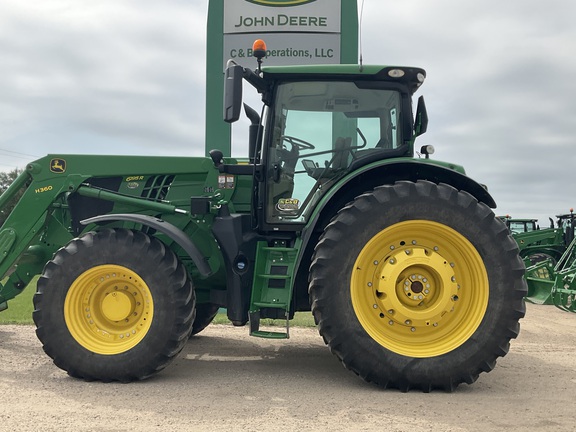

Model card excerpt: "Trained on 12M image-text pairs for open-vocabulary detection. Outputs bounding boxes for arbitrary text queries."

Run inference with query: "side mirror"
[224,64,244,123]
[414,96,428,136]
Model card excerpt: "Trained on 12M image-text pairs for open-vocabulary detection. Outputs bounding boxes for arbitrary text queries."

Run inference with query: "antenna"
[358,0,365,71]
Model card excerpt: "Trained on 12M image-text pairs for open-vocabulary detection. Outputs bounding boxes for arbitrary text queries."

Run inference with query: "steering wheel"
[281,135,315,151]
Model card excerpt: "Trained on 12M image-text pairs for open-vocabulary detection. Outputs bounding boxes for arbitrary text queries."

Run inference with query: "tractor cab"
[219,40,429,228]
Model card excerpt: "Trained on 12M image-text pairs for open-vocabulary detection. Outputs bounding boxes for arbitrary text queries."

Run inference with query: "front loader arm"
[0,166,81,309]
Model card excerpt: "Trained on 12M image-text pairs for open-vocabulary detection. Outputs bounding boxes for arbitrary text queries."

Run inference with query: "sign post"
[205,0,358,156]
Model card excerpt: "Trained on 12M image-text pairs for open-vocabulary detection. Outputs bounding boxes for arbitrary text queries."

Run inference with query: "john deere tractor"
[0,45,526,391]
[502,211,574,266]
[524,210,575,306]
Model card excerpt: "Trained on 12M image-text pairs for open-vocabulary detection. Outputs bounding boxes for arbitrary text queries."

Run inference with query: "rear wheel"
[309,181,527,391]
[33,228,195,382]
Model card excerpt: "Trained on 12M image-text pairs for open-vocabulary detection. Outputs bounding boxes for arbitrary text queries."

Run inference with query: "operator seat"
[302,136,353,180]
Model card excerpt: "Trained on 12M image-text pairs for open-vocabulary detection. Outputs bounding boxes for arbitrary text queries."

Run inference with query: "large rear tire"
[33,228,195,382]
[309,181,526,391]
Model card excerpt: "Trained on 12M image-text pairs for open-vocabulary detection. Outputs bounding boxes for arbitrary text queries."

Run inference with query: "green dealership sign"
[245,0,318,6]
[205,0,358,156]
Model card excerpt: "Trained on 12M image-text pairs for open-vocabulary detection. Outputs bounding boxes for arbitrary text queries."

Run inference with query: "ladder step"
[249,311,290,339]
[253,301,288,309]
[256,274,291,280]
[260,246,295,252]
[251,330,289,339]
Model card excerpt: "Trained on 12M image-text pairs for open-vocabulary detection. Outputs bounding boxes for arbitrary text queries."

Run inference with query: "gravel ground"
[1,302,575,432]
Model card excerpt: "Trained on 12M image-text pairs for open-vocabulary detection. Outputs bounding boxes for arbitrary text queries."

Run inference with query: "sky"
[0,0,575,226]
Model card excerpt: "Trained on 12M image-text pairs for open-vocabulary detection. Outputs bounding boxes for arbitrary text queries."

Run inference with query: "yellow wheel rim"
[351,220,489,357]
[64,265,154,355]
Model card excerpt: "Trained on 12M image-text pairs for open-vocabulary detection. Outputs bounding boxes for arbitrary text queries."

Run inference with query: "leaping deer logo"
[50,158,66,173]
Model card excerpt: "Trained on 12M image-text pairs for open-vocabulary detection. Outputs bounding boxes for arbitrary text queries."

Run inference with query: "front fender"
[80,213,212,277]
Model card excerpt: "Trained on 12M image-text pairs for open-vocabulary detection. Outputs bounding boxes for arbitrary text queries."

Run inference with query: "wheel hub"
[376,247,459,330]
[101,291,134,322]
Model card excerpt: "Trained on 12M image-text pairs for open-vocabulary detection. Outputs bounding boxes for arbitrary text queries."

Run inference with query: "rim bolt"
[389,259,395,264]
[388,320,394,325]
[373,304,378,309]
[411,327,416,332]
[412,240,417,245]
[374,260,379,265]
[434,246,439,251]
[367,282,372,287]
[405,320,411,325]
[390,245,395,250]
[451,276,456,282]
[405,250,411,255]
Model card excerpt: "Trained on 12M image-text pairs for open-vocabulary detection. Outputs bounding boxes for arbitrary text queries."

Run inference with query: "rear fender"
[310,160,496,234]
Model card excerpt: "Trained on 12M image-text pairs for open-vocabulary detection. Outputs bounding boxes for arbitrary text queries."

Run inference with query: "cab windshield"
[266,80,404,224]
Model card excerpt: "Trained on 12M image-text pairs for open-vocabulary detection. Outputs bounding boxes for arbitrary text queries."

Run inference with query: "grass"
[0,277,317,328]
[212,311,316,327]
[0,277,36,325]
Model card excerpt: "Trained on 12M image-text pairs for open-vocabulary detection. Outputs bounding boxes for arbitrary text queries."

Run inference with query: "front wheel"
[33,228,195,382]
[309,181,527,391]
[190,303,221,336]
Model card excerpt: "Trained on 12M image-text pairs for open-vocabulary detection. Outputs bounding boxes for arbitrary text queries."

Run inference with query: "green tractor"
[500,216,540,234]
[526,235,576,310]
[525,211,575,306]
[0,47,526,391]
[502,211,574,266]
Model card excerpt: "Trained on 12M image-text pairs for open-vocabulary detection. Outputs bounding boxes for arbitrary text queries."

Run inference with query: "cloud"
[0,0,574,226]
[0,0,208,161]
[357,0,576,223]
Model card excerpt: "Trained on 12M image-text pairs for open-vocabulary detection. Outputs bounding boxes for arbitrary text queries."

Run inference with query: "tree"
[0,168,25,227]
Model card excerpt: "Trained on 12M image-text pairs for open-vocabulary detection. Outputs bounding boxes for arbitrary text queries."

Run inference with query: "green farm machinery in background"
[501,211,575,266]
[524,210,576,310]
[0,45,527,391]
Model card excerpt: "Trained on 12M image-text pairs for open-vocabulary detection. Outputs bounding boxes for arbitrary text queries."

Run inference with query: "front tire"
[309,181,526,391]
[33,228,195,382]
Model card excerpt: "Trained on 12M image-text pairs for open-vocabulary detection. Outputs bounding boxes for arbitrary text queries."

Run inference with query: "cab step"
[248,240,300,339]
